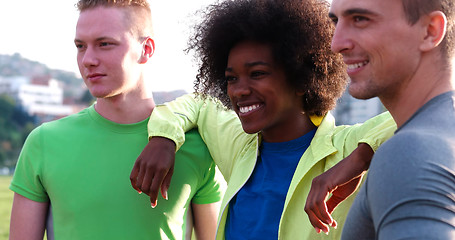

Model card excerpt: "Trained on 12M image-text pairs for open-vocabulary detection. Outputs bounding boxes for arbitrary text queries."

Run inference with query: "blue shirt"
[226,129,316,240]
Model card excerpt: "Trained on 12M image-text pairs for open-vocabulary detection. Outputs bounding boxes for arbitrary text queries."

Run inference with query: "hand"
[304,143,373,234]
[130,137,176,207]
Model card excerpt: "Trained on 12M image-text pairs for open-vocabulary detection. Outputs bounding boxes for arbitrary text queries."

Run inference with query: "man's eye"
[353,16,369,22]
[75,43,85,50]
[99,42,112,47]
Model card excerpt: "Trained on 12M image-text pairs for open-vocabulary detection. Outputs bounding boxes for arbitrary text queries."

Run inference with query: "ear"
[296,89,305,96]
[138,37,155,64]
[420,11,447,52]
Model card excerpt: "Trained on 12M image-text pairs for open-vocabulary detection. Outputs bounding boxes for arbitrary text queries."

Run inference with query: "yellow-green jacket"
[148,94,396,240]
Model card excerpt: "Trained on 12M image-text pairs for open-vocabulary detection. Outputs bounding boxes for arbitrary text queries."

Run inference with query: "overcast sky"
[0,0,217,92]
[0,0,332,92]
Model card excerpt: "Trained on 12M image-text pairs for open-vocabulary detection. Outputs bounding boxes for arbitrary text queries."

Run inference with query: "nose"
[331,22,354,54]
[227,77,251,99]
[80,46,99,68]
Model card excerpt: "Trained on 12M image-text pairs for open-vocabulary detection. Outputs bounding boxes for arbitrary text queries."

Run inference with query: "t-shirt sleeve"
[368,133,455,239]
[191,162,226,205]
[9,127,49,202]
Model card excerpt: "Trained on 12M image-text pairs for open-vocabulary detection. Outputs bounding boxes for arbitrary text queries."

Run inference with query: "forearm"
[332,143,373,184]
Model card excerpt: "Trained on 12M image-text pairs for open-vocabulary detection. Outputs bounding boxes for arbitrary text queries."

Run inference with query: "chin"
[241,124,261,135]
[348,86,376,100]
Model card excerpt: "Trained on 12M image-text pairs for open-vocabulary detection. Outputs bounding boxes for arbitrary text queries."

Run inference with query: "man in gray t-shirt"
[343,91,455,239]
[304,0,455,239]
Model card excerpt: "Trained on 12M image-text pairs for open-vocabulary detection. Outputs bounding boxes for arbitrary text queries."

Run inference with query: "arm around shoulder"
[148,94,207,151]
[355,111,396,152]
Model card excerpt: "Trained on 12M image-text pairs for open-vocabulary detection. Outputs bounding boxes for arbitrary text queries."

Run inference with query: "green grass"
[0,175,13,240]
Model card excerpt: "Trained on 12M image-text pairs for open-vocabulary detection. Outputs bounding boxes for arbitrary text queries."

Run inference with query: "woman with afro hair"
[130,0,396,239]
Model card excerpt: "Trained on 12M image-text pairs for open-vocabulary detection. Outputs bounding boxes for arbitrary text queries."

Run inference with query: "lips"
[86,73,105,81]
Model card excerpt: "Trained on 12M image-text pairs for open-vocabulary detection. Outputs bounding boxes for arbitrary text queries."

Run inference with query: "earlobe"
[139,37,155,64]
[420,11,447,52]
[296,89,305,96]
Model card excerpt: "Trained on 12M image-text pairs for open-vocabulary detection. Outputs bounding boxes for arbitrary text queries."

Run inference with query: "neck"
[94,91,156,124]
[261,113,316,143]
[381,56,454,127]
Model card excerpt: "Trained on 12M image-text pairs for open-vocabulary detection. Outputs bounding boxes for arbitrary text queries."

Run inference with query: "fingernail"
[138,191,142,194]
[314,227,321,233]
[151,200,157,208]
[164,191,168,200]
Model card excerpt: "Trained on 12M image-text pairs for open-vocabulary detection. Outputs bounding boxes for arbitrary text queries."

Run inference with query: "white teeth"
[347,61,369,70]
[239,104,260,114]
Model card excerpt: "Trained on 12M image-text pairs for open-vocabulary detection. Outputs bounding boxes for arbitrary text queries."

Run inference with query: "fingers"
[130,162,141,193]
[129,137,176,208]
[305,178,337,234]
[148,170,164,208]
[305,198,334,234]
[161,165,174,200]
[135,162,147,194]
[326,194,344,214]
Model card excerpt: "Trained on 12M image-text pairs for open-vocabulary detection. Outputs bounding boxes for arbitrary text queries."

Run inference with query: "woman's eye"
[225,75,237,82]
[251,71,266,78]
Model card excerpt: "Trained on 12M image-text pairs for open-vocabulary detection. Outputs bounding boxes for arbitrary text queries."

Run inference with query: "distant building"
[333,91,385,125]
[0,76,75,123]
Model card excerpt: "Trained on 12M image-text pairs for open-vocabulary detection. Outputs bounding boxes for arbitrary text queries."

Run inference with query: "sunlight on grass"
[0,175,13,240]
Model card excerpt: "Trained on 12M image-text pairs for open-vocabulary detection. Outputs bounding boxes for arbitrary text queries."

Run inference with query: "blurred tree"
[79,89,95,105]
[0,94,36,168]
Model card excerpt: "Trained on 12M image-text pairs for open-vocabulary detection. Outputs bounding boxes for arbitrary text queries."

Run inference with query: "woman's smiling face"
[226,40,307,142]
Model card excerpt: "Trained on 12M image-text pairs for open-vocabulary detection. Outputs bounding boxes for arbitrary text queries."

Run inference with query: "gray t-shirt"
[342,91,455,240]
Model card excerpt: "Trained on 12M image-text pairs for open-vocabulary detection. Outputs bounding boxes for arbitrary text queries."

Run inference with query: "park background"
[0,0,385,239]
[0,0,219,238]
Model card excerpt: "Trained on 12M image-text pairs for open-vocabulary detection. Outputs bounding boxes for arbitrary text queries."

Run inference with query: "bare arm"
[304,143,373,234]
[10,193,49,240]
[191,202,221,240]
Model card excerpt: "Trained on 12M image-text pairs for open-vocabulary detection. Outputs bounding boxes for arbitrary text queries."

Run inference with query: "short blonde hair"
[76,0,154,39]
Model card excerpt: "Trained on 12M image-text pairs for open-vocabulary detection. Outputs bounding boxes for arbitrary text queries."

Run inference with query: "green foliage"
[79,89,95,105]
[0,95,36,167]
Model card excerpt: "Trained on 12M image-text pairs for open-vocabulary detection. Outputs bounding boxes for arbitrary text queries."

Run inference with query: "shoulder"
[369,128,455,189]
[365,128,455,238]
[37,108,91,132]
[378,127,453,160]
[22,108,92,147]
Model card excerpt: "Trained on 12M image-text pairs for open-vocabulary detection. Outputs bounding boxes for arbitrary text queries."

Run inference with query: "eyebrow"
[74,36,115,43]
[329,7,378,19]
[225,61,271,72]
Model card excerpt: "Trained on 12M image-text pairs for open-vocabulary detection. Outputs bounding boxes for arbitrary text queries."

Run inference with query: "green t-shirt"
[10,106,224,240]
